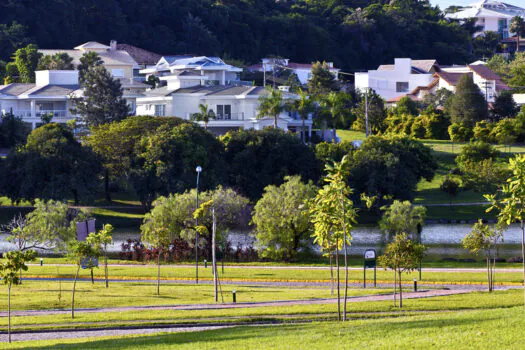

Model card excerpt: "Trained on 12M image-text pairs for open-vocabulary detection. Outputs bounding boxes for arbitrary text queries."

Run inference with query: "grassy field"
[21,263,525,285]
[6,289,525,348]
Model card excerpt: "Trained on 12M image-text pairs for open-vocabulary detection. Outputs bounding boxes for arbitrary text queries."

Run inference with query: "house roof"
[39,48,137,67]
[0,84,36,96]
[74,41,111,50]
[25,84,80,97]
[378,60,438,73]
[116,44,162,66]
[386,94,421,103]
[142,84,295,98]
[171,70,203,77]
[434,71,472,85]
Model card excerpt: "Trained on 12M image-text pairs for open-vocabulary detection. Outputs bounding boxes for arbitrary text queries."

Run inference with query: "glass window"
[216,105,232,119]
[154,104,165,116]
[396,82,409,93]
[111,69,125,77]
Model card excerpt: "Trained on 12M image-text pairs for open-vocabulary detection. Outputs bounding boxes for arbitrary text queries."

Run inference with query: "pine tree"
[307,61,339,98]
[70,65,129,127]
[447,74,488,124]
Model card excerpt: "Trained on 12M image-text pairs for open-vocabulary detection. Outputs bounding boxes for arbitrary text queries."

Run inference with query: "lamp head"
[196,166,202,173]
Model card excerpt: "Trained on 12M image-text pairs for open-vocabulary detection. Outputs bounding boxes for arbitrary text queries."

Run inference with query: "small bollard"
[413,278,417,292]
[40,258,43,266]
[232,289,237,303]
[204,259,207,268]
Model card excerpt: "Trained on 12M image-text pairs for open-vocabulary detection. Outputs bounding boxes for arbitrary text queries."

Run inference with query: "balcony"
[15,110,69,119]
[215,112,244,121]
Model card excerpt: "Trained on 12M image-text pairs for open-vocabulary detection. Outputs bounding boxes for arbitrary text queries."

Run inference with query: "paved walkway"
[0,289,472,318]
[0,289,474,342]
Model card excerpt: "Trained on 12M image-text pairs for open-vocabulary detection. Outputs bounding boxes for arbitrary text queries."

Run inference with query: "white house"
[355,58,439,101]
[0,70,81,129]
[446,1,525,38]
[386,62,510,105]
[135,72,311,136]
[140,56,243,86]
[247,58,340,85]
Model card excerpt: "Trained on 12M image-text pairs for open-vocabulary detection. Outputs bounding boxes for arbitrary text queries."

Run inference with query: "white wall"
[35,70,79,86]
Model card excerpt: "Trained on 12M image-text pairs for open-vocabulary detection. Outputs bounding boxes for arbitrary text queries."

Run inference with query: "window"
[111,69,125,78]
[216,105,231,120]
[396,82,409,93]
[154,104,166,116]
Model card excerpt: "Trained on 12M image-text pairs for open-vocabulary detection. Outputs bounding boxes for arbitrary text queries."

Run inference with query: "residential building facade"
[248,58,340,85]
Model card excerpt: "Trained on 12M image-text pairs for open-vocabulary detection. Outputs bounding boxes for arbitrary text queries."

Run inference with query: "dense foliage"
[0,0,476,71]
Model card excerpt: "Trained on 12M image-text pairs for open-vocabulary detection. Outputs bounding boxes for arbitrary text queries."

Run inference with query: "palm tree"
[257,87,285,129]
[192,104,216,130]
[293,88,315,143]
[510,16,525,53]
[322,91,347,142]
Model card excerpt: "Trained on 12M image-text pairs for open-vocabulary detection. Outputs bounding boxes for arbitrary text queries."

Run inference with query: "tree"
[459,158,509,193]
[0,250,36,343]
[141,225,170,295]
[87,224,113,288]
[378,233,426,308]
[133,123,227,210]
[448,122,473,143]
[510,16,525,53]
[37,52,74,70]
[0,112,29,148]
[379,200,426,244]
[492,90,518,121]
[77,51,103,85]
[446,74,488,124]
[508,53,525,92]
[1,123,102,204]
[3,62,19,84]
[441,176,460,206]
[13,44,41,83]
[352,89,386,135]
[310,156,356,321]
[456,141,499,165]
[291,88,316,143]
[390,96,419,117]
[485,155,525,307]
[192,103,216,130]
[68,240,96,318]
[315,141,355,166]
[70,65,129,127]
[141,187,249,260]
[321,91,353,142]
[462,220,503,292]
[257,87,285,128]
[87,116,186,202]
[473,31,501,59]
[307,61,339,98]
[221,128,321,200]
[21,199,91,252]
[347,136,437,201]
[252,176,317,261]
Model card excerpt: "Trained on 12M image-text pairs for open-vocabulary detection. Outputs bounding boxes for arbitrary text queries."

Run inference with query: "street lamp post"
[195,165,202,284]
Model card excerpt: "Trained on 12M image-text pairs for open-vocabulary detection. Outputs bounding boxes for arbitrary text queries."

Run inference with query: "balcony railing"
[215,112,244,121]
[14,110,69,118]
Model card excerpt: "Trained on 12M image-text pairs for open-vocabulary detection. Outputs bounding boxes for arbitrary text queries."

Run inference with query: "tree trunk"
[71,265,80,319]
[105,248,109,288]
[274,115,278,129]
[105,168,111,202]
[393,270,397,307]
[332,126,337,143]
[19,268,22,285]
[398,271,403,308]
[91,269,94,284]
[212,206,218,302]
[336,236,340,321]
[342,195,348,321]
[487,257,492,292]
[8,283,11,343]
[517,219,525,309]
[157,252,161,296]
[517,36,520,53]
[301,117,306,144]
[330,252,334,296]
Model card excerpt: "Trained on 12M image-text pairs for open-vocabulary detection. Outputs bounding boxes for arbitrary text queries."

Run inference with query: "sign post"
[363,249,377,288]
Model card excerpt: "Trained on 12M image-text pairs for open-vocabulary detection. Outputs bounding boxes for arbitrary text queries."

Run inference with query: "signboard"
[363,249,377,288]
[81,256,98,269]
[76,219,96,241]
[364,249,376,268]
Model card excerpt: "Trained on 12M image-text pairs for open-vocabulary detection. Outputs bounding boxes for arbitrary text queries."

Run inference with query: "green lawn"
[7,289,525,349]
[22,264,525,285]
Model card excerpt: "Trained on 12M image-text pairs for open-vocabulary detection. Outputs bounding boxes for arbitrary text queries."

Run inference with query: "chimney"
[110,40,117,51]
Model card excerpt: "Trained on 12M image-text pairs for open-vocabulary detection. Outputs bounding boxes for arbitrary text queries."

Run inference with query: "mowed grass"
[0,280,387,311]
[7,289,525,349]
[21,263,525,285]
